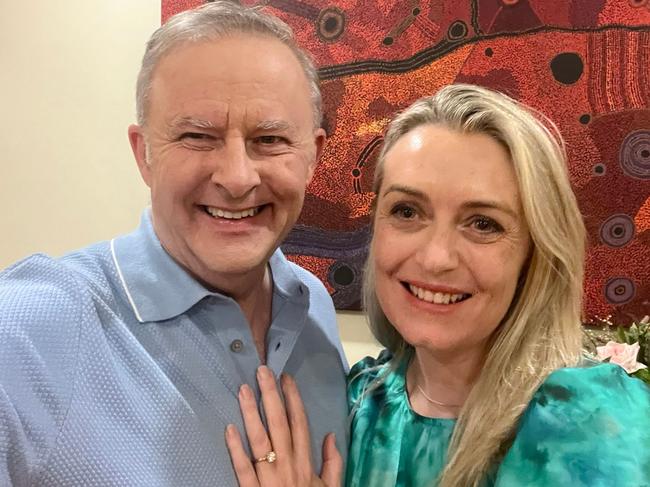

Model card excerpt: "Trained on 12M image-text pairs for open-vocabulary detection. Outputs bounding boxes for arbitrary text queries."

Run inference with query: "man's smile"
[202,204,264,220]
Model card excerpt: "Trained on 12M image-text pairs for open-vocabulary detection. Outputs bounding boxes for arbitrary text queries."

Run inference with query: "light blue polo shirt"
[0,210,349,486]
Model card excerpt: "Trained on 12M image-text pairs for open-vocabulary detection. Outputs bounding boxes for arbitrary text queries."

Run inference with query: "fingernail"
[257,365,271,380]
[225,424,235,439]
[239,383,252,399]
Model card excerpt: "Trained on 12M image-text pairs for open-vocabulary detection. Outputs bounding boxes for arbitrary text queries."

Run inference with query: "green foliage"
[632,368,650,384]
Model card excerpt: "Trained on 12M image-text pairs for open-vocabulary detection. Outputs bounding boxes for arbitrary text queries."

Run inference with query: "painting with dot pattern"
[163,0,650,324]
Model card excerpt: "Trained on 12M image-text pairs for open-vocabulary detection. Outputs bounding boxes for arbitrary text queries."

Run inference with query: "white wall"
[0,1,380,365]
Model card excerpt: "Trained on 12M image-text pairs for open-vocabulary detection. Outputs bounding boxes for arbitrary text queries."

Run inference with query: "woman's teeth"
[205,206,260,219]
[408,284,470,304]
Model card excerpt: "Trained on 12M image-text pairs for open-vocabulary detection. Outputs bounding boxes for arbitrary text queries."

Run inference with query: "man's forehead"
[147,37,315,130]
[167,112,297,132]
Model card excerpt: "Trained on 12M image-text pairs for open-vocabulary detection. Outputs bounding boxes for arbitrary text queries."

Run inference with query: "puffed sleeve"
[494,363,650,487]
[347,350,392,409]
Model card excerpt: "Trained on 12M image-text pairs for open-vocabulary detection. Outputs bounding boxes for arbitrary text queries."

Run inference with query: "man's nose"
[416,225,460,274]
[210,139,261,199]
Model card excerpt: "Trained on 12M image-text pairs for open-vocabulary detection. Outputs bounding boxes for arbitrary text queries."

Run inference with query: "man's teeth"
[205,206,260,219]
[408,284,468,304]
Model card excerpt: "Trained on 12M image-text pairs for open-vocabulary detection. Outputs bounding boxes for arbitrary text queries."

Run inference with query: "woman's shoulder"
[526,361,650,438]
[536,361,650,409]
[347,349,396,405]
[495,362,650,486]
[349,349,393,378]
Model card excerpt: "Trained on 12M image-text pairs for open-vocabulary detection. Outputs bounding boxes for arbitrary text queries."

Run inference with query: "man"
[0,2,348,485]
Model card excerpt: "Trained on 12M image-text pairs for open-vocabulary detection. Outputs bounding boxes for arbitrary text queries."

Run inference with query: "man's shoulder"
[0,254,91,398]
[1,252,85,301]
[1,242,113,297]
[0,244,115,338]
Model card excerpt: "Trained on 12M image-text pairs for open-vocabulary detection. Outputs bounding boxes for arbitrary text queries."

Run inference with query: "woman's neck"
[406,345,485,419]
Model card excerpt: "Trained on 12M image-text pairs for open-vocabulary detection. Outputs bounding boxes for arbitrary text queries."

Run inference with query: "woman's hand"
[225,365,342,487]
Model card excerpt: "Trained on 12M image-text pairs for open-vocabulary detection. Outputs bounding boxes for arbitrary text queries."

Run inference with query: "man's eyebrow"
[256,120,292,131]
[169,116,216,130]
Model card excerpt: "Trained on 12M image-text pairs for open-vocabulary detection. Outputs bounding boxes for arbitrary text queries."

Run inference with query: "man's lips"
[201,204,266,220]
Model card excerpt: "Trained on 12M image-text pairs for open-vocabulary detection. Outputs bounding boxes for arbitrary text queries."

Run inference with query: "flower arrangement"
[583,315,650,385]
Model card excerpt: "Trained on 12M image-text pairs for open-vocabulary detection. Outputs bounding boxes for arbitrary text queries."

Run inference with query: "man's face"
[129,35,324,293]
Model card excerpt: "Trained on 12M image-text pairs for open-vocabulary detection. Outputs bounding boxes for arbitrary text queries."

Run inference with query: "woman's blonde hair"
[362,84,585,487]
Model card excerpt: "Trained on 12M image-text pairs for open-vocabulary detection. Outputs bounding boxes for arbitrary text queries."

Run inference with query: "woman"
[225,84,650,487]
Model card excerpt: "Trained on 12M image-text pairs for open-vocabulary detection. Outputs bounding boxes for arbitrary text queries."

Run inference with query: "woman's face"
[372,124,531,360]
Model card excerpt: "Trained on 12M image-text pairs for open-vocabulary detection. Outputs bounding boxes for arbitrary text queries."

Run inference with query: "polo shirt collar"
[110,209,308,323]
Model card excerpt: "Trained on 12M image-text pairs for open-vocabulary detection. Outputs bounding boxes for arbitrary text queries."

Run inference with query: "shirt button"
[230,339,243,353]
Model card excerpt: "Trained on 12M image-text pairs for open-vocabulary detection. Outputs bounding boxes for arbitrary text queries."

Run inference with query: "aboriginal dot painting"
[163,0,650,323]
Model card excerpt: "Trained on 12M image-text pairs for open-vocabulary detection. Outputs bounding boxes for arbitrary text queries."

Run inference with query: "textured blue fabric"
[0,209,349,486]
[347,352,650,487]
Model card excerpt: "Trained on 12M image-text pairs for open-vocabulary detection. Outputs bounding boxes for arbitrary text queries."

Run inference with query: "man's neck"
[235,266,273,363]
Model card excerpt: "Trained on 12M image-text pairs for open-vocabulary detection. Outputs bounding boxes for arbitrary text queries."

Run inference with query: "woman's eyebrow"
[382,185,519,219]
[382,184,428,200]
[462,200,518,219]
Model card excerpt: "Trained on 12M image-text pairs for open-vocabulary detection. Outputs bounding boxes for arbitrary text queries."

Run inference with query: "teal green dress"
[346,352,650,487]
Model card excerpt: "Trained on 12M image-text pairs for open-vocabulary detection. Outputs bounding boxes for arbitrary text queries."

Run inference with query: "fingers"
[238,383,274,462]
[257,366,292,459]
[225,424,261,487]
[320,433,343,487]
[281,373,313,469]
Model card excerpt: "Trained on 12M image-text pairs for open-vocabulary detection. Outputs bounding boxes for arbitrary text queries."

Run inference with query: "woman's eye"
[391,204,417,220]
[471,216,503,233]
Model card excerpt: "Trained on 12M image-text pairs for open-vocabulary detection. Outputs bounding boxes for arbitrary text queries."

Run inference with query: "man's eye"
[255,135,285,145]
[471,216,503,233]
[390,204,417,220]
[181,132,212,140]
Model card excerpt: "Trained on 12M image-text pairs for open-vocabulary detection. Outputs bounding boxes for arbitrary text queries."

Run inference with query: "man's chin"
[188,253,272,290]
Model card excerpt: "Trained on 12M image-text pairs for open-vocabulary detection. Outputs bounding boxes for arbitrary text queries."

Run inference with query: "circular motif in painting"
[329,262,356,287]
[550,52,584,85]
[599,214,635,247]
[317,7,346,42]
[447,21,468,41]
[592,163,606,176]
[604,277,636,305]
[619,129,650,179]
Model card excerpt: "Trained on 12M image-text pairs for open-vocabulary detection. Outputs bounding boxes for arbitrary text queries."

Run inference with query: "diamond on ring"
[255,450,277,464]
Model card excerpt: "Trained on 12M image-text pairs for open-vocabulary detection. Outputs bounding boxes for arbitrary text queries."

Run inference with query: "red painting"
[163,0,650,324]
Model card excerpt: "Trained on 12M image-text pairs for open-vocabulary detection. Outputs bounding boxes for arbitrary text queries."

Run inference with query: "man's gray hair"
[136,1,322,128]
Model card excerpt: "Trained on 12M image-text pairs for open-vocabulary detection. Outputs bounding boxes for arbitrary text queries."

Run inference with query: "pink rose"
[596,341,647,374]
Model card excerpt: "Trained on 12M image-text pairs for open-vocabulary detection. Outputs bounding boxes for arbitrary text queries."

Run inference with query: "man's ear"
[306,127,327,185]
[128,124,152,188]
